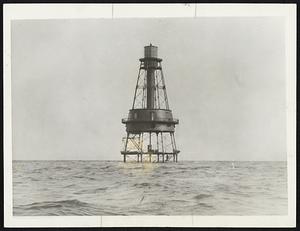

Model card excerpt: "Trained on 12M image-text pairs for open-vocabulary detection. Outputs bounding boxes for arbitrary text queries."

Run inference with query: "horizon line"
[12,159,287,162]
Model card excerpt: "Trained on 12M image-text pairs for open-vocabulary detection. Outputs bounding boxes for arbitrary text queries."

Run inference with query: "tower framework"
[121,44,179,163]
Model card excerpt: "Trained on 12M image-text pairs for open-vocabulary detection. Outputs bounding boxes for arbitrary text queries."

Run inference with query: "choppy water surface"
[13,161,287,216]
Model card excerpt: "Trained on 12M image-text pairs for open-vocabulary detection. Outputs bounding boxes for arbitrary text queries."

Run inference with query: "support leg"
[156,132,159,152]
[172,132,177,153]
[124,133,129,152]
[161,132,164,157]
[170,132,175,154]
[122,133,129,163]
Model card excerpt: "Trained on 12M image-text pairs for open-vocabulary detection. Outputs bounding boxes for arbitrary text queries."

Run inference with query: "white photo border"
[3,3,296,227]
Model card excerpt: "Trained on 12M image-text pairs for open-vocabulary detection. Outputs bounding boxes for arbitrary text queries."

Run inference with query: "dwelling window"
[134,112,138,119]
[151,112,155,121]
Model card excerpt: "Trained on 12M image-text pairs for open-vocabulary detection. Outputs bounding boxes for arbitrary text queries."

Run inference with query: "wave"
[73,176,96,181]
[163,171,173,175]
[18,199,92,210]
[32,167,50,173]
[99,166,111,170]
[73,187,108,195]
[133,182,151,188]
[193,194,212,200]
[63,184,76,188]
[170,199,188,203]
[197,202,214,208]
[54,166,72,170]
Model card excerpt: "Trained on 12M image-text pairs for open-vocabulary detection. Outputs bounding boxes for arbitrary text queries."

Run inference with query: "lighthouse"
[121,44,179,163]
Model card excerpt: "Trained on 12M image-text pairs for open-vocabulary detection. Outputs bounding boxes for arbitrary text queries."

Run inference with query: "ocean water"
[13,160,287,216]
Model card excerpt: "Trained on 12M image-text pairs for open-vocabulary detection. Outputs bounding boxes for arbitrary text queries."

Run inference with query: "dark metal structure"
[121,44,179,163]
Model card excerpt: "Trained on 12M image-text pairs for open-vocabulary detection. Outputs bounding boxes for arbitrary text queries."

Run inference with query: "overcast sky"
[11,17,286,161]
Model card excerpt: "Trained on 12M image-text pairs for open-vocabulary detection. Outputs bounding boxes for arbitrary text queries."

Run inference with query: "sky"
[11,17,286,161]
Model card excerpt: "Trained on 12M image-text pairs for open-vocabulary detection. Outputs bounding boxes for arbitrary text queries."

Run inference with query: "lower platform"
[121,151,180,163]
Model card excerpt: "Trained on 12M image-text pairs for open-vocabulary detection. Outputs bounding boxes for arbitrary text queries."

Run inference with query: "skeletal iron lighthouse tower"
[121,44,179,163]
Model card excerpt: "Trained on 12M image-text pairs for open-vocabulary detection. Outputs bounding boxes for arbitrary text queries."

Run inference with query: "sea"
[13,160,287,216]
